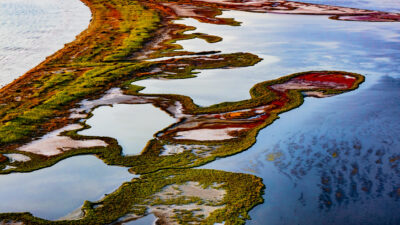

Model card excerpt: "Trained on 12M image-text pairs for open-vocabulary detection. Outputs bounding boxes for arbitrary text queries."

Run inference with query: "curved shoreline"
[0,0,398,224]
[0,0,399,150]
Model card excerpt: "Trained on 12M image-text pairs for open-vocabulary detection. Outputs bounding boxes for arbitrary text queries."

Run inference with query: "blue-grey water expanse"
[0,0,399,224]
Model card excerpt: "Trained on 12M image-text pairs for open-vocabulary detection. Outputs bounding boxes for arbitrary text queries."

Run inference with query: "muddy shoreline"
[0,0,397,224]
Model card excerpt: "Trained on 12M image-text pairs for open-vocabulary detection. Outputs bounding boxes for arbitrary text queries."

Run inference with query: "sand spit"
[150,182,226,224]
[57,207,85,221]
[161,144,215,156]
[18,124,107,156]
[72,88,185,122]
[72,88,156,114]
[175,128,245,141]
[3,154,31,163]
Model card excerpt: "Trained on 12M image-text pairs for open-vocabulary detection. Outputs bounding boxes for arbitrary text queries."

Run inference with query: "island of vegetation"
[0,0,397,224]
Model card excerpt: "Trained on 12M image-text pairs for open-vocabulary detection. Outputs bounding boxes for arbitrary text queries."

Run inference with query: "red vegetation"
[295,72,356,88]
[0,154,6,163]
[156,72,362,141]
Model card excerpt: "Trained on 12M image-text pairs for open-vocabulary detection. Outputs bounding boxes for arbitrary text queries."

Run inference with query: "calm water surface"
[132,7,400,225]
[123,214,157,225]
[0,155,133,220]
[79,104,176,155]
[201,75,400,225]
[0,0,90,86]
[114,7,400,225]
[135,12,400,106]
[192,9,400,225]
[1,0,400,224]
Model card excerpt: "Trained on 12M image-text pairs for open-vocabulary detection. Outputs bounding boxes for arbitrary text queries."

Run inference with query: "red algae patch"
[272,72,357,91]
[153,71,362,142]
[18,124,107,157]
[294,72,357,88]
[0,154,6,163]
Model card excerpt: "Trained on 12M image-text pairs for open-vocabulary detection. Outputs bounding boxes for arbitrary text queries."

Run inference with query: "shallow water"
[1,0,400,224]
[134,6,400,225]
[123,214,157,225]
[0,0,90,86]
[79,104,176,155]
[134,11,400,106]
[200,76,400,224]
[113,9,400,225]
[0,155,132,220]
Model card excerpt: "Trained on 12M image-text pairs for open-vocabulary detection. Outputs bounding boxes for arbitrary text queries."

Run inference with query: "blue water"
[123,4,400,224]
[201,75,400,224]
[135,11,400,106]
[79,104,176,155]
[189,4,400,225]
[0,155,133,220]
[123,214,157,225]
[1,0,400,223]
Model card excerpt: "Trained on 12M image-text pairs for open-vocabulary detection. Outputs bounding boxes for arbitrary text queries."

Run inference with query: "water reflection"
[1,1,400,224]
[119,214,157,225]
[135,12,400,106]
[0,155,132,220]
[201,76,400,224]
[79,104,176,155]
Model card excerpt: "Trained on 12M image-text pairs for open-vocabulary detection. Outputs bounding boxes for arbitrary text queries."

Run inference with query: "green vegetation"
[0,169,265,225]
[0,0,365,224]
[0,0,161,145]
[0,0,268,223]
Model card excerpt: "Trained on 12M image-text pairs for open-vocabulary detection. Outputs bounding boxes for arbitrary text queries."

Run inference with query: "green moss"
[0,0,365,223]
[0,169,265,225]
[0,0,161,145]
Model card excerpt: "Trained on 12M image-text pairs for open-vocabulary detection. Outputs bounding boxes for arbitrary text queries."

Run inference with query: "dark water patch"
[201,76,400,225]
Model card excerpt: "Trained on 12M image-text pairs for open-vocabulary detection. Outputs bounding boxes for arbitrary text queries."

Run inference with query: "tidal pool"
[118,10,400,224]
[0,0,90,86]
[1,0,400,224]
[200,76,400,225]
[134,11,400,106]
[0,155,132,220]
[79,104,176,155]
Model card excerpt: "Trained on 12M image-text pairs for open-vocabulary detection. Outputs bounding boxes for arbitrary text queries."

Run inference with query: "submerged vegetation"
[1,0,391,223]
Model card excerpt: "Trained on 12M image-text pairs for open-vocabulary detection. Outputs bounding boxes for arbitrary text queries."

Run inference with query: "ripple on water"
[0,0,91,86]
[200,76,400,225]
